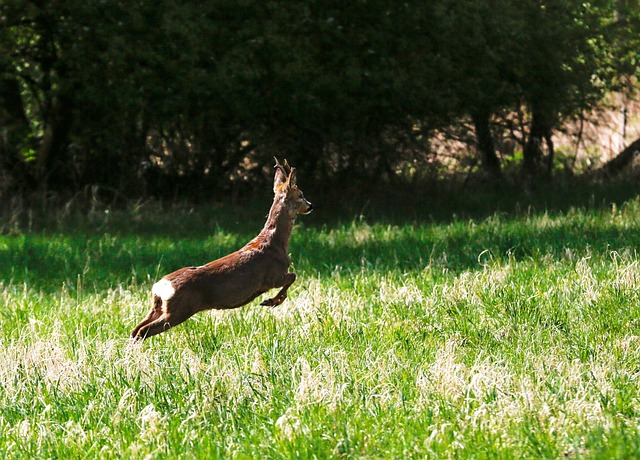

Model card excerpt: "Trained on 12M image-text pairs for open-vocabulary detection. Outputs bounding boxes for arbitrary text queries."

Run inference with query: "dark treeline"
[0,0,639,200]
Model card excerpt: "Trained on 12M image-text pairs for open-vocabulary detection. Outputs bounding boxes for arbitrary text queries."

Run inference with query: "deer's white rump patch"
[152,279,175,301]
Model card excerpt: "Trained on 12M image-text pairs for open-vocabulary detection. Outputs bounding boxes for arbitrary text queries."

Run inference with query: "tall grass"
[2,196,640,458]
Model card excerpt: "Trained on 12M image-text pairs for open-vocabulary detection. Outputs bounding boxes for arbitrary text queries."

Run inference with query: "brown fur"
[131,159,313,340]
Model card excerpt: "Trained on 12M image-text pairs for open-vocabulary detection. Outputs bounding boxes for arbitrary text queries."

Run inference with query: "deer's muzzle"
[303,201,313,214]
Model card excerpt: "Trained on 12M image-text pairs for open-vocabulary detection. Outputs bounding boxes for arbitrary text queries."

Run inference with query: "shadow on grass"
[294,215,640,274]
[1,199,639,293]
[1,174,640,292]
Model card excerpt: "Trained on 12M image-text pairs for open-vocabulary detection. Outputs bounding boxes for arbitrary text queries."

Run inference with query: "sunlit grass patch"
[2,201,640,457]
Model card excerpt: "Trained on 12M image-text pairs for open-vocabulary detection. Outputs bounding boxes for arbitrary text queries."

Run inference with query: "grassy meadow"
[2,190,640,458]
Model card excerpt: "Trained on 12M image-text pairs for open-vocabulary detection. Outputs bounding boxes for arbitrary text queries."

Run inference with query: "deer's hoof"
[261,296,286,307]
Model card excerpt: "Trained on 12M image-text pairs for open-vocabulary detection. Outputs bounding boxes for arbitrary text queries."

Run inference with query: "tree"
[512,0,616,177]
[597,0,640,174]
[0,0,632,199]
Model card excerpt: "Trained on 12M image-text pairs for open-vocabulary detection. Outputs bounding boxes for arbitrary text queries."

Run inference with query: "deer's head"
[273,158,313,215]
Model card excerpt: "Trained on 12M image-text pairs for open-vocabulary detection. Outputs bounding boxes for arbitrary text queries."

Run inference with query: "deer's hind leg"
[132,306,196,340]
[131,295,164,339]
[261,273,296,307]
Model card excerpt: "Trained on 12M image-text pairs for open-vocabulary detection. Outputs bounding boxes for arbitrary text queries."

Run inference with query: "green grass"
[2,197,640,458]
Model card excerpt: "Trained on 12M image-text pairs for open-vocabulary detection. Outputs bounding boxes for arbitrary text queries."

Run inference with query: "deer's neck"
[258,196,295,253]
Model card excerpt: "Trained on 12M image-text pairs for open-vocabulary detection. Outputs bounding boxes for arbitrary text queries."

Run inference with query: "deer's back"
[160,246,289,310]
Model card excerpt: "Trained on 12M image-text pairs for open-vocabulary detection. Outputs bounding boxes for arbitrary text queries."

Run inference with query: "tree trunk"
[472,111,502,179]
[600,137,640,175]
[543,132,555,174]
[0,77,35,189]
[523,116,543,175]
[0,77,28,126]
[35,92,74,189]
[523,108,553,177]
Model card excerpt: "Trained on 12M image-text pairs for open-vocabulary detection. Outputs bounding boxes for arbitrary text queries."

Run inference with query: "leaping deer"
[131,158,313,340]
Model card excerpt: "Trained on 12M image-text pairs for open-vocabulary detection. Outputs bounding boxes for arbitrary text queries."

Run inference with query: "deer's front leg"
[261,273,296,307]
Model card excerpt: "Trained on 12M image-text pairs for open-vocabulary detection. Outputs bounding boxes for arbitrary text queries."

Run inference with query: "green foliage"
[0,0,634,194]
